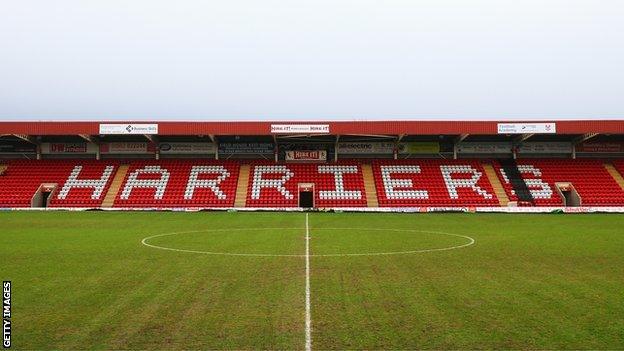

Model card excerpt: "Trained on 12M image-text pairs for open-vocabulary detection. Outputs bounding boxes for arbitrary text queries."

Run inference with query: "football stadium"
[1,120,624,349]
[3,0,624,349]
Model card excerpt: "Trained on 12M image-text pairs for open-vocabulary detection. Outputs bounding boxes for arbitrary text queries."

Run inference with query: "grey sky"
[1,0,623,121]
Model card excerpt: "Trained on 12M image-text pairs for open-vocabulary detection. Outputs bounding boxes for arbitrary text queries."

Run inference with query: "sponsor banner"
[476,207,560,213]
[299,183,314,192]
[497,123,556,134]
[41,142,98,154]
[286,150,327,161]
[337,142,440,154]
[158,142,215,154]
[475,207,624,213]
[425,207,468,213]
[337,142,395,154]
[5,206,624,213]
[100,142,156,154]
[271,124,330,134]
[99,123,158,135]
[0,143,37,153]
[576,142,624,153]
[518,142,573,154]
[403,142,440,154]
[457,142,512,154]
[218,142,274,154]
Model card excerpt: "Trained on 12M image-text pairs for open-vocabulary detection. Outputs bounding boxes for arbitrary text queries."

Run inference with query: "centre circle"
[141,227,475,257]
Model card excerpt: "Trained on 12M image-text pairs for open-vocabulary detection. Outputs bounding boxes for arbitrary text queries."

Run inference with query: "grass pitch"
[1,211,623,349]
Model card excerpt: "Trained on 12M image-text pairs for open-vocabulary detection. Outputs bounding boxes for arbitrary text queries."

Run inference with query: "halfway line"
[305,213,312,351]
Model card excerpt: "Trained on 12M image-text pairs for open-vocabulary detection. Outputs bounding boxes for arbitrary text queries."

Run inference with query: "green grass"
[1,211,623,349]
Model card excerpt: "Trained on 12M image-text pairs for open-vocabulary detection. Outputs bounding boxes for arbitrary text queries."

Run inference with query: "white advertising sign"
[99,124,158,135]
[41,143,98,154]
[457,142,512,154]
[336,142,439,154]
[285,150,327,161]
[518,142,572,154]
[100,142,156,154]
[337,142,396,154]
[271,124,330,134]
[158,142,215,154]
[497,123,556,134]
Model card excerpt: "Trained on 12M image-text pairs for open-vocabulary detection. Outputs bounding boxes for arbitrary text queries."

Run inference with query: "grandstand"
[3,119,624,350]
[1,120,624,211]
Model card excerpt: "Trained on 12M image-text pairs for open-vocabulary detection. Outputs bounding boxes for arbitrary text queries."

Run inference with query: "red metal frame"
[1,120,623,136]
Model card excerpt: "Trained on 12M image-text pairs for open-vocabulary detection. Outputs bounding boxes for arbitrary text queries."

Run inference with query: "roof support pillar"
[13,134,41,159]
[514,133,534,144]
[572,133,599,160]
[79,134,100,160]
[510,134,534,160]
[453,134,469,160]
[273,135,278,163]
[573,133,599,145]
[143,134,158,159]
[394,134,406,160]
[78,134,97,143]
[334,135,340,162]
[208,135,218,160]
[13,134,37,144]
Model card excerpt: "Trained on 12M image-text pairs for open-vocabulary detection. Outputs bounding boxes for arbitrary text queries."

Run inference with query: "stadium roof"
[0,120,623,136]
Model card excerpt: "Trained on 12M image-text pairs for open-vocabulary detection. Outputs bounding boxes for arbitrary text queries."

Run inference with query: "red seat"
[2,158,623,208]
[112,160,240,208]
[493,159,624,206]
[372,160,500,207]
[0,160,119,207]
[245,161,367,207]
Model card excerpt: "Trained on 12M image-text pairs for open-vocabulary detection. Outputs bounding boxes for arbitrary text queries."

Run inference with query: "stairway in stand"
[101,164,129,208]
[482,163,509,206]
[234,164,250,207]
[361,164,379,207]
[604,163,624,191]
[499,159,534,205]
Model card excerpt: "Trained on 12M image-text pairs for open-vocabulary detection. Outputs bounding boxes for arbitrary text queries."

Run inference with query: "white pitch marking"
[305,213,312,351]
[140,227,476,257]
[308,228,475,257]
[141,228,306,257]
[140,223,476,350]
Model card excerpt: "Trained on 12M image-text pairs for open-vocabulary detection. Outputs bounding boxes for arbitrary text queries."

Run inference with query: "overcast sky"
[0,0,623,121]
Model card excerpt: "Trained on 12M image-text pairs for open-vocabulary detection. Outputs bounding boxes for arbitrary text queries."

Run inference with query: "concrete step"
[361,164,379,207]
[234,164,251,207]
[482,163,510,206]
[604,163,624,191]
[101,164,129,208]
